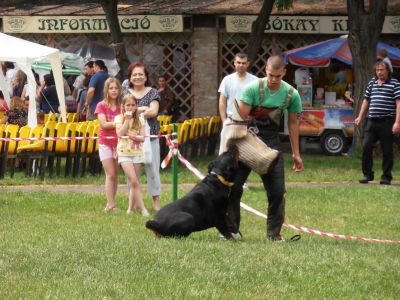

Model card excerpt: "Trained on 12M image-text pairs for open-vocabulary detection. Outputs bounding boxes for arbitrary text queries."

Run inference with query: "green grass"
[1,184,399,299]
[1,151,398,186]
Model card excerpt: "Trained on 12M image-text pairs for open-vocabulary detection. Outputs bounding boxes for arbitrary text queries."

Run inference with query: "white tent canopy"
[0,32,67,126]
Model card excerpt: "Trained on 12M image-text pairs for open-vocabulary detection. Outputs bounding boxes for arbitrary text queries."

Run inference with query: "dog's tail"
[145,220,162,237]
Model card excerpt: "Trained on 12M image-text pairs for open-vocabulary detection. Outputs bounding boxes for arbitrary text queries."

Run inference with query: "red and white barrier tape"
[239,202,400,244]
[161,135,206,180]
[162,136,400,244]
[0,133,176,142]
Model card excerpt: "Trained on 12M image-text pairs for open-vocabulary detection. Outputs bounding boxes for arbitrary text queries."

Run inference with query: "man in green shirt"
[227,55,304,241]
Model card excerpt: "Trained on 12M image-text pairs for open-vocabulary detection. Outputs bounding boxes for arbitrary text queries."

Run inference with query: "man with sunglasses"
[226,55,304,241]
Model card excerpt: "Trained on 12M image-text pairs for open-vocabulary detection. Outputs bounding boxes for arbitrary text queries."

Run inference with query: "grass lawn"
[1,181,399,298]
[0,151,399,185]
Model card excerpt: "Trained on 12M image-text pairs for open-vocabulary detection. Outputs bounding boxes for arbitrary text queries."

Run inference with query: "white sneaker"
[242,182,249,189]
[141,209,150,217]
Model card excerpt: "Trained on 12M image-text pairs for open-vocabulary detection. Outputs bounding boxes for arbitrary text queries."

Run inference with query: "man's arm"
[393,99,400,134]
[288,112,304,172]
[354,99,369,126]
[85,87,95,111]
[218,93,228,122]
[238,99,252,120]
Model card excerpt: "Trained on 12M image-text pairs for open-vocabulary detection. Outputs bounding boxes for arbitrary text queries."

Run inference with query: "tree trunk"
[101,0,130,80]
[247,0,275,66]
[347,0,388,149]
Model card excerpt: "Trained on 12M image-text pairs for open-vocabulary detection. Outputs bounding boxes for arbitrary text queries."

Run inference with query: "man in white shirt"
[218,52,258,154]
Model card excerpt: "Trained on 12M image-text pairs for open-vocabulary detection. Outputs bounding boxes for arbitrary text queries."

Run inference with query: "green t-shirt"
[240,79,302,114]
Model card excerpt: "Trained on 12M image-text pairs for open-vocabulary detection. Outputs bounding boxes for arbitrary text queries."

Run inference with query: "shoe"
[141,209,150,217]
[268,234,283,242]
[242,182,249,189]
[126,210,133,215]
[380,178,391,185]
[359,176,374,184]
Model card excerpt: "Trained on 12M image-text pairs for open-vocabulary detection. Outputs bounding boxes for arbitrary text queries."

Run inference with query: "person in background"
[11,70,26,97]
[124,62,161,211]
[331,64,346,85]
[73,61,94,98]
[378,49,393,73]
[0,91,9,112]
[157,75,176,116]
[21,70,40,111]
[115,93,149,216]
[95,77,122,212]
[0,96,27,127]
[76,76,90,120]
[218,52,258,155]
[37,74,60,114]
[85,60,109,121]
[355,59,400,185]
[226,55,304,241]
[4,61,16,96]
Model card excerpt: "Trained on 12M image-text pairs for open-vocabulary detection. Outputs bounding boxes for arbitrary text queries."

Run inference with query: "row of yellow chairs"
[0,120,101,180]
[43,112,82,123]
[159,116,222,158]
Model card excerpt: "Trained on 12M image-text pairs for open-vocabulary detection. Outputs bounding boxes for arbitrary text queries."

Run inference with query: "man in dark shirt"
[355,60,400,185]
[84,60,109,120]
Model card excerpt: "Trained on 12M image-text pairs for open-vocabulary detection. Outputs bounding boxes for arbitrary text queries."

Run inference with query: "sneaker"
[242,182,249,189]
[141,209,150,217]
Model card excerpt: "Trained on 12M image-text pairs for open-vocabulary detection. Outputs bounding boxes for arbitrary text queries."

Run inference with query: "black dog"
[145,145,239,239]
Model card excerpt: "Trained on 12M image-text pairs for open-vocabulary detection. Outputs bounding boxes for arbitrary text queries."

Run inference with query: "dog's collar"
[210,171,235,187]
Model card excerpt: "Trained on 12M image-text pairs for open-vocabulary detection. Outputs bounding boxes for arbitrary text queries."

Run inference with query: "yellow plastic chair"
[207,116,222,155]
[71,122,88,177]
[7,125,31,177]
[63,122,78,177]
[178,119,192,157]
[80,124,96,177]
[67,113,78,123]
[17,121,56,179]
[16,125,44,177]
[0,124,19,178]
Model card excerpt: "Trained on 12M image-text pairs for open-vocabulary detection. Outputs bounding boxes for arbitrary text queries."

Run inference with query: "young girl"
[115,94,149,216]
[0,96,27,127]
[94,77,121,212]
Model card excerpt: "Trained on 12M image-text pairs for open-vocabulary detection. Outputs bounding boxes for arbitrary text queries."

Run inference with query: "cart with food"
[283,36,400,155]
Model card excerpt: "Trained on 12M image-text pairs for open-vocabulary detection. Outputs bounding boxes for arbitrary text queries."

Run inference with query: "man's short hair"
[266,55,286,70]
[235,52,248,60]
[94,60,106,70]
[85,61,94,68]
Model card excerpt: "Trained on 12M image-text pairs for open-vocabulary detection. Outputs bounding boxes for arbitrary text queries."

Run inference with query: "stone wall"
[191,27,219,117]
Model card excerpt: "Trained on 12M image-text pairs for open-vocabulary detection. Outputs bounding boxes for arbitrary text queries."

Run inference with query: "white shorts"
[98,144,117,161]
[119,155,143,164]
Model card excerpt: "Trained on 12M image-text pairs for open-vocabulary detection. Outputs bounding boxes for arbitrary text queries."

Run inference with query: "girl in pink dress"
[94,77,121,212]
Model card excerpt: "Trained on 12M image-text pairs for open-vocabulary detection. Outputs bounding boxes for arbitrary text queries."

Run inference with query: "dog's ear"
[207,161,215,174]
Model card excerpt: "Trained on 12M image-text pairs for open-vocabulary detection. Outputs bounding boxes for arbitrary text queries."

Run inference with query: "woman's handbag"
[142,118,152,164]
[234,127,279,175]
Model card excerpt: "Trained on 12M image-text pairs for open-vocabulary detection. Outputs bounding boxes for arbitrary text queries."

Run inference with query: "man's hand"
[354,116,362,127]
[292,154,304,172]
[393,122,400,135]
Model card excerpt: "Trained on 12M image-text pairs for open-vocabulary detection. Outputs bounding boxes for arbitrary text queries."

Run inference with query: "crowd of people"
[1,50,399,241]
